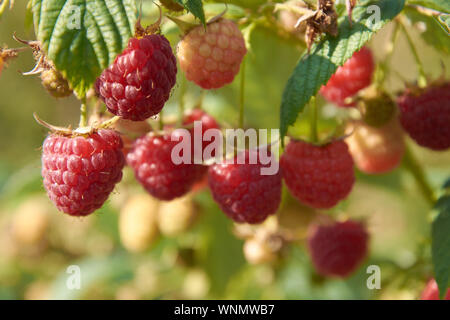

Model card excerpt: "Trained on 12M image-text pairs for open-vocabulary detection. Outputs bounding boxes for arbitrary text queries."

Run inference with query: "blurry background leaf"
[31,0,137,97]
[437,14,450,32]
[432,189,450,299]
[280,0,405,139]
[405,8,450,54]
[175,0,206,25]
[407,0,450,13]
[49,253,133,299]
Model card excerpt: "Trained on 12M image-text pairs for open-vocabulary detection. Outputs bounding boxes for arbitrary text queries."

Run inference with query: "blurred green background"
[0,1,449,300]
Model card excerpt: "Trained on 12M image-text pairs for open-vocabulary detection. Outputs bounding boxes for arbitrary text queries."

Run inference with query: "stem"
[238,57,246,129]
[400,22,427,87]
[309,96,318,143]
[159,110,164,131]
[403,145,436,206]
[378,22,400,85]
[79,97,87,127]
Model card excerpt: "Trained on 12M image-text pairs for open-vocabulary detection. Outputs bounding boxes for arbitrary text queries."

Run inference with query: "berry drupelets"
[208,150,282,224]
[127,133,199,201]
[397,82,450,151]
[307,220,369,278]
[346,119,405,174]
[280,140,355,209]
[41,130,125,216]
[421,278,450,300]
[183,109,221,180]
[320,47,374,107]
[97,35,177,121]
[177,19,247,89]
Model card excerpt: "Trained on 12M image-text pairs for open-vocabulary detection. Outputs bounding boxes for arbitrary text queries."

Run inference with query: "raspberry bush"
[0,0,449,301]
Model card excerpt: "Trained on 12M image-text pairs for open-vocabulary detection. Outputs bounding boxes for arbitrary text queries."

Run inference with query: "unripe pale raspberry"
[346,119,405,174]
[243,237,277,265]
[119,194,159,252]
[12,196,50,246]
[208,150,282,224]
[278,1,307,35]
[157,195,196,236]
[126,133,200,201]
[97,35,177,120]
[281,140,355,209]
[421,279,450,300]
[360,91,396,128]
[41,68,72,98]
[177,19,247,89]
[307,220,369,278]
[41,130,125,216]
[397,82,450,151]
[320,47,374,107]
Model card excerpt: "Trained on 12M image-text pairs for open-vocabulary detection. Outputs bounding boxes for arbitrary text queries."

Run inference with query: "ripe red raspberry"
[97,35,177,121]
[307,220,369,278]
[177,19,247,89]
[346,119,405,174]
[280,140,355,209]
[183,109,221,180]
[41,130,125,216]
[126,133,199,201]
[397,83,450,151]
[421,279,450,300]
[320,47,374,107]
[208,150,282,224]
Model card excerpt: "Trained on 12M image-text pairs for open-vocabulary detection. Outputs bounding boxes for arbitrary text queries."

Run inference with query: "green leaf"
[437,14,450,32]
[0,0,12,19]
[279,0,405,139]
[175,0,206,26]
[405,8,450,54]
[31,0,137,98]
[407,0,450,13]
[432,193,450,299]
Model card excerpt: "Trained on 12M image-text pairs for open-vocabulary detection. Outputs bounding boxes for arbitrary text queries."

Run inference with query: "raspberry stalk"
[79,97,88,128]
[403,146,436,206]
[239,57,246,129]
[309,96,318,143]
[400,21,427,87]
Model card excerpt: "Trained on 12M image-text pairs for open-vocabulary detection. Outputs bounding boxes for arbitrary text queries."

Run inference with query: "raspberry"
[307,220,369,278]
[243,237,277,265]
[119,194,159,252]
[397,83,450,151]
[97,35,177,121]
[41,130,125,216]
[41,68,73,98]
[177,19,247,89]
[126,133,199,201]
[183,109,221,180]
[360,91,396,128]
[280,140,355,209]
[421,279,450,300]
[13,196,50,246]
[0,57,3,76]
[278,1,307,35]
[320,47,374,107]
[157,195,196,236]
[346,119,405,174]
[208,150,282,224]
